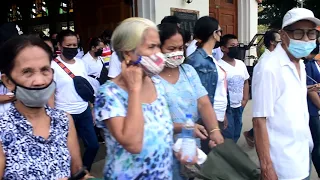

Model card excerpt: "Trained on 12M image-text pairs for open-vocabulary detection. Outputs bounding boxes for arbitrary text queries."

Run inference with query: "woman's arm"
[198,95,224,146]
[106,89,144,154]
[198,95,219,131]
[66,114,83,174]
[0,143,5,178]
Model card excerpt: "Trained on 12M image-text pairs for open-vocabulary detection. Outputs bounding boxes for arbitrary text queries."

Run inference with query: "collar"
[277,44,295,67]
[196,48,211,59]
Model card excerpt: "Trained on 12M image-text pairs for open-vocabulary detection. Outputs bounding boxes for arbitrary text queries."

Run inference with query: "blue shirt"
[153,64,208,142]
[305,60,320,116]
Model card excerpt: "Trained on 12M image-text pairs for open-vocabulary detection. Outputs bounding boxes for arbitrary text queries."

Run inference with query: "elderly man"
[253,8,320,180]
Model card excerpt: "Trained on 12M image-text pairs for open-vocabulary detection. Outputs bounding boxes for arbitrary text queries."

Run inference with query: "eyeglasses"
[284,29,319,40]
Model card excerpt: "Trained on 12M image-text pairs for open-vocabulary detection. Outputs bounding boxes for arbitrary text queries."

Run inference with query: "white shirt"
[218,59,250,108]
[252,45,313,180]
[76,48,84,59]
[51,56,89,114]
[108,52,121,78]
[82,52,104,93]
[252,49,272,98]
[211,57,228,122]
[186,39,224,60]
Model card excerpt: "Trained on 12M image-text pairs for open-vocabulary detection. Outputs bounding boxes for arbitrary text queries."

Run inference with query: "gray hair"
[111,17,158,60]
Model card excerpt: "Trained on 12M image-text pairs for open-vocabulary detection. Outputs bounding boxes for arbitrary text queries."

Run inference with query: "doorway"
[209,0,238,36]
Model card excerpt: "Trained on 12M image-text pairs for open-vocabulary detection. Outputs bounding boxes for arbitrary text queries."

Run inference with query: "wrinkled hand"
[121,60,143,92]
[261,166,278,180]
[208,130,224,148]
[194,124,208,140]
[307,84,320,92]
[174,149,198,165]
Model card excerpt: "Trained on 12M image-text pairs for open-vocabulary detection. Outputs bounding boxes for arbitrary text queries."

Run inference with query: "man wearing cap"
[253,8,320,180]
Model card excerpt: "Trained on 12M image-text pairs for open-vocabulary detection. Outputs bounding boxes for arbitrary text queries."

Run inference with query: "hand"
[81,173,95,180]
[121,60,143,92]
[4,95,15,103]
[208,130,224,148]
[261,166,278,180]
[241,100,248,108]
[194,124,208,140]
[223,116,228,130]
[174,149,198,165]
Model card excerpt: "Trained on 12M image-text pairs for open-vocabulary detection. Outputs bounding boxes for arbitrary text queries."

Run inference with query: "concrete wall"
[138,0,209,24]
[238,0,258,65]
[154,0,209,24]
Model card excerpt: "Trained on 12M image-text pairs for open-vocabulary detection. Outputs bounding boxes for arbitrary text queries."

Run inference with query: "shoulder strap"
[53,58,75,78]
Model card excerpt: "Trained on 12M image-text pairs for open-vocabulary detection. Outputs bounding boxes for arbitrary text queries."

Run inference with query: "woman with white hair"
[94,17,174,179]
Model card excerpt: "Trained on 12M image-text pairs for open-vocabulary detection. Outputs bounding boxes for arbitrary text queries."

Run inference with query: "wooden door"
[209,0,238,36]
[74,0,132,51]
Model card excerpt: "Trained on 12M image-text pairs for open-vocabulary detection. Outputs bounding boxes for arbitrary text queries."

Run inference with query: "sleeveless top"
[0,104,71,180]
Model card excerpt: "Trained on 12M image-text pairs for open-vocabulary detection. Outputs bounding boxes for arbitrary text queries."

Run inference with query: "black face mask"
[62,47,78,60]
[94,49,103,57]
[227,46,239,59]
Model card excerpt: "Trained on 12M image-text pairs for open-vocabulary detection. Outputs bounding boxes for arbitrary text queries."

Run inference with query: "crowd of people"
[0,6,319,180]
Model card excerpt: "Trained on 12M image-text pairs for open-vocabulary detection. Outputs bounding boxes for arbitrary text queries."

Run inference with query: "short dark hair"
[183,30,192,43]
[264,30,279,48]
[161,16,181,25]
[194,16,219,47]
[220,34,238,47]
[158,23,184,47]
[57,30,77,44]
[0,35,53,76]
[89,37,103,49]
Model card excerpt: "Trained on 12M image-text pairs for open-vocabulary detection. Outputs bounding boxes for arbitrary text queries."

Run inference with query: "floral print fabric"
[95,80,173,180]
[0,104,71,180]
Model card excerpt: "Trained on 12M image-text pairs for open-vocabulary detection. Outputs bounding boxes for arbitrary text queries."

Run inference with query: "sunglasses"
[284,29,319,40]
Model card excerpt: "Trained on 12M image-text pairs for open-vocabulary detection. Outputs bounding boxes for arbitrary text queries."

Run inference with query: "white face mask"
[164,51,185,68]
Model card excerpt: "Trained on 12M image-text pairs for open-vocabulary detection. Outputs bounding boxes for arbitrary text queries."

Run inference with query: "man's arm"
[242,80,249,108]
[253,117,277,180]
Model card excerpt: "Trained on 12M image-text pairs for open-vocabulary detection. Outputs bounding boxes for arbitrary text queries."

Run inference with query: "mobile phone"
[68,167,87,180]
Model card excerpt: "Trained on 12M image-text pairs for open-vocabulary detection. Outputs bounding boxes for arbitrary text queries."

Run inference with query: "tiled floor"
[89,100,319,179]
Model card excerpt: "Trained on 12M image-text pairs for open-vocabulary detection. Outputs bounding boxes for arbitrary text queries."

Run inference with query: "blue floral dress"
[0,104,71,180]
[95,80,173,180]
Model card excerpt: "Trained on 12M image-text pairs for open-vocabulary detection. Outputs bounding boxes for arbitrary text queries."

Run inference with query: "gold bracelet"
[209,128,220,134]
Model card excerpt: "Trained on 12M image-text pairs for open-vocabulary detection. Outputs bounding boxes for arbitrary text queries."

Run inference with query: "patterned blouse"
[95,80,173,180]
[0,104,71,180]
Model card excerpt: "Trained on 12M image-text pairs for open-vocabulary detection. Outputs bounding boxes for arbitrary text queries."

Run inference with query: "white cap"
[282,8,320,28]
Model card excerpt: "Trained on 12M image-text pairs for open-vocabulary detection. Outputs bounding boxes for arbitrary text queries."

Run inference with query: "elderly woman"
[94,17,174,179]
[155,23,224,180]
[0,36,86,179]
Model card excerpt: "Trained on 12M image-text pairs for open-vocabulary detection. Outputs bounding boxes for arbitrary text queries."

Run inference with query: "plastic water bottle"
[181,114,197,162]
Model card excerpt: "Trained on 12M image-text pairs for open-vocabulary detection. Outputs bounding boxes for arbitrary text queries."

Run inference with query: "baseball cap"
[282,8,320,28]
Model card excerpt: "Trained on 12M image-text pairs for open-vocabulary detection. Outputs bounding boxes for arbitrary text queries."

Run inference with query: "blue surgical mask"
[288,39,316,59]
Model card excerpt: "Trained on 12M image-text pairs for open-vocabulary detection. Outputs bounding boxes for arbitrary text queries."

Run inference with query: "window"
[59,0,74,14]
[31,0,48,18]
[8,4,22,22]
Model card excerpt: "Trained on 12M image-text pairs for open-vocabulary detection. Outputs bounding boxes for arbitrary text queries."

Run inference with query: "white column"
[238,0,258,65]
[137,0,156,22]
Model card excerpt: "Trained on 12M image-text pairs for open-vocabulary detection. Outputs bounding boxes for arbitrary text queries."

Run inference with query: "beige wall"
[138,0,209,24]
